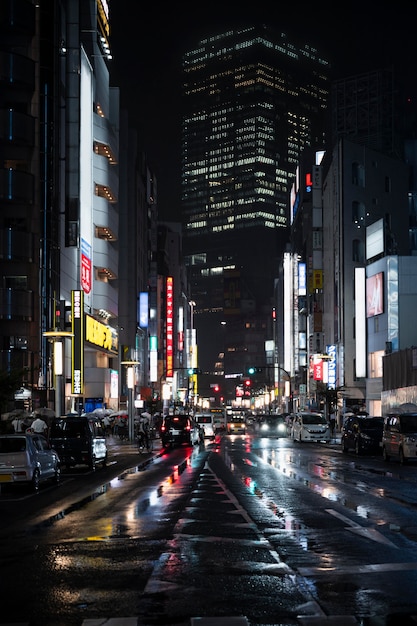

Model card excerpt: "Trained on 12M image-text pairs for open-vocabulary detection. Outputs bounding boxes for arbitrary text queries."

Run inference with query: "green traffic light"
[248,367,255,375]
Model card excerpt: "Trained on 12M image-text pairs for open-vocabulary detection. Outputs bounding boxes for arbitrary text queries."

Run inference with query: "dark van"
[49,414,107,470]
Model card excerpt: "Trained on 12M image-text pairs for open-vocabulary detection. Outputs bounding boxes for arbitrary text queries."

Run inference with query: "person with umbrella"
[12,414,28,433]
[136,412,152,452]
[30,415,48,435]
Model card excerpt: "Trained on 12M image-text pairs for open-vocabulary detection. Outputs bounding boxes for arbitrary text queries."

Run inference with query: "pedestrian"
[137,413,151,450]
[30,415,48,435]
[103,413,113,437]
[329,414,336,438]
[12,415,27,433]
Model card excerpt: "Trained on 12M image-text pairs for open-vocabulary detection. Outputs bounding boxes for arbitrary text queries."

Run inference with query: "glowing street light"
[43,330,73,416]
[121,360,139,441]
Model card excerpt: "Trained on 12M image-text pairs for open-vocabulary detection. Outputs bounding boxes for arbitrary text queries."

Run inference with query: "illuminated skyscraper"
[181,25,331,375]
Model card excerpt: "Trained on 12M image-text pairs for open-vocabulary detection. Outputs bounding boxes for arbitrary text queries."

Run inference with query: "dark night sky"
[109,3,417,220]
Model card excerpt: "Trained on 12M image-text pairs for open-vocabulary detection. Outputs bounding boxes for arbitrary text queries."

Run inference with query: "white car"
[291,412,331,443]
[0,433,61,491]
[194,413,215,439]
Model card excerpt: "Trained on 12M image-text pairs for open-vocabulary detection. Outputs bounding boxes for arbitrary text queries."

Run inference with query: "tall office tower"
[0,0,62,398]
[181,25,331,376]
[331,68,399,158]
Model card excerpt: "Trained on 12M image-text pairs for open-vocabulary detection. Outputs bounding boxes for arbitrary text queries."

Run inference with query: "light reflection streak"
[219,439,382,547]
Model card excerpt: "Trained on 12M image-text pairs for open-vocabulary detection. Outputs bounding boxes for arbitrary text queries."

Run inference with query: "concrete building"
[0,0,154,418]
[181,25,331,378]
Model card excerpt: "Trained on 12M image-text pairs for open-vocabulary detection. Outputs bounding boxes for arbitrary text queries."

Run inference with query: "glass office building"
[181,25,331,375]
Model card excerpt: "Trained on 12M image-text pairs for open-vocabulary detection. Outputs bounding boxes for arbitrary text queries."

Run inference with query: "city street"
[1,432,417,625]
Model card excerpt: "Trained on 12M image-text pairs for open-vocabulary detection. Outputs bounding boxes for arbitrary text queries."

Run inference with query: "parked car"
[382,412,417,464]
[290,411,330,443]
[49,414,107,470]
[256,414,288,437]
[160,414,202,447]
[341,415,384,455]
[194,413,216,439]
[0,433,61,491]
[227,415,246,435]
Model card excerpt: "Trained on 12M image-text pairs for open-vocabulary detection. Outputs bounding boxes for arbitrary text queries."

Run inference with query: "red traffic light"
[214,385,220,392]
[244,379,251,387]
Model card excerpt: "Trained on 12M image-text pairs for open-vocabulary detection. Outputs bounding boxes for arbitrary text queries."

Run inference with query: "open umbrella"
[92,407,112,417]
[5,408,31,420]
[109,410,128,418]
[32,407,56,418]
[397,403,417,413]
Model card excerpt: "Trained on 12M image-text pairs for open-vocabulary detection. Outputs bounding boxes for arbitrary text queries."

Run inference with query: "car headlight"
[277,423,286,433]
[260,423,269,431]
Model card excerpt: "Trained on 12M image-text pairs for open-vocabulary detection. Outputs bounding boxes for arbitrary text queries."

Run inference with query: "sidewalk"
[105,432,164,466]
[330,431,342,445]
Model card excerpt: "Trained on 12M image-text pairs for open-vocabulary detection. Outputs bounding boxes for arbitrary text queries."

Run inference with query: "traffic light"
[247,366,263,375]
[187,368,202,375]
[54,299,66,330]
[213,384,220,393]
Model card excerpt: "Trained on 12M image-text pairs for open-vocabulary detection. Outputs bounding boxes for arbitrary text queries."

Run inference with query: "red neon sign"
[166,277,174,378]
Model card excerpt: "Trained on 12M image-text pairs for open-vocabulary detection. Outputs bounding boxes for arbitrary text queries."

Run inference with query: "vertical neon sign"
[166,277,174,378]
[71,289,84,394]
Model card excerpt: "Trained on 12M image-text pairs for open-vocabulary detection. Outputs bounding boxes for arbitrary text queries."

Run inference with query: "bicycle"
[136,429,153,453]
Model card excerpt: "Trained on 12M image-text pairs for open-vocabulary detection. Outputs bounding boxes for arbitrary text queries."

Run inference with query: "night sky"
[109,3,417,220]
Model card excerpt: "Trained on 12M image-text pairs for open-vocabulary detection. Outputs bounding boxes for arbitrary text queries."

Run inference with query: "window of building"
[352,201,365,227]
[95,267,117,282]
[369,350,384,378]
[3,275,28,289]
[352,239,365,262]
[352,162,365,187]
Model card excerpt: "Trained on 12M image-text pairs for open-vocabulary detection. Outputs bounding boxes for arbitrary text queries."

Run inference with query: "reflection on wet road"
[222,435,417,547]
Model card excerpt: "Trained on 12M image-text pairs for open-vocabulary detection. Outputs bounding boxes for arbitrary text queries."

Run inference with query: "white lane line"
[325,508,397,547]
[298,561,417,577]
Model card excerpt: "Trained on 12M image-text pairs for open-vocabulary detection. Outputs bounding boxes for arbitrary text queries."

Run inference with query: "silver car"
[382,412,417,464]
[291,411,331,443]
[0,433,61,491]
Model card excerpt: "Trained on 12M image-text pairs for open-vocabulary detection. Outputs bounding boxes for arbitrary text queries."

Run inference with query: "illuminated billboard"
[366,272,384,317]
[166,277,174,378]
[71,290,84,395]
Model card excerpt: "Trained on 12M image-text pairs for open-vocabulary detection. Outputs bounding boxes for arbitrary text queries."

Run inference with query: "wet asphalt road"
[2,432,417,625]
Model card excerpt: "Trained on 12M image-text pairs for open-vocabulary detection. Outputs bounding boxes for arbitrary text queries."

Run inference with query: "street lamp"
[120,360,139,441]
[43,330,73,416]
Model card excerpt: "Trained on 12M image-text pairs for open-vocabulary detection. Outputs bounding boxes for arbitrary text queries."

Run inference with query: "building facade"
[0,0,154,417]
[181,25,331,378]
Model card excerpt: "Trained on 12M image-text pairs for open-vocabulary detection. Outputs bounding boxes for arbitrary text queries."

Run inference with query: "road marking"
[325,508,397,547]
[298,561,417,577]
